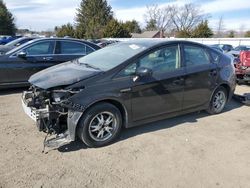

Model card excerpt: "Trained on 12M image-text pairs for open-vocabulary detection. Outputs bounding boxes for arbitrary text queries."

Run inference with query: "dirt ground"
[0,85,250,188]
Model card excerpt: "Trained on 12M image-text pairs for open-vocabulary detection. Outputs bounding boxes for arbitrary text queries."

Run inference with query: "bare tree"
[170,3,205,33]
[144,3,206,37]
[216,16,225,37]
[144,4,173,32]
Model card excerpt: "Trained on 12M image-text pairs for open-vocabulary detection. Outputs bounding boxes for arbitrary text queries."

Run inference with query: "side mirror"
[136,67,152,77]
[17,51,27,58]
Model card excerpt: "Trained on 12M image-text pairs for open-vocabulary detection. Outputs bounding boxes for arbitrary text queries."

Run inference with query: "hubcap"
[88,112,117,142]
[213,91,226,113]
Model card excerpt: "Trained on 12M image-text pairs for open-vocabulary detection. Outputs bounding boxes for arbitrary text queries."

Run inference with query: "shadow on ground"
[58,99,243,153]
[0,87,28,96]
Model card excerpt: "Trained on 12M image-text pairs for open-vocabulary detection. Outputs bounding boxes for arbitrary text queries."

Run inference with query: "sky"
[4,0,250,32]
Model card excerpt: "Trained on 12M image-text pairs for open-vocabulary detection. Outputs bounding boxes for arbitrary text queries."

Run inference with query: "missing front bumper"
[22,91,83,148]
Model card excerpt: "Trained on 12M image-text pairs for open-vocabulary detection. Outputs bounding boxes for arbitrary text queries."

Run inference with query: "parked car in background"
[0,36,21,45]
[0,37,37,55]
[22,40,236,148]
[89,39,119,48]
[210,44,233,53]
[0,38,100,88]
[235,50,250,83]
[228,45,250,58]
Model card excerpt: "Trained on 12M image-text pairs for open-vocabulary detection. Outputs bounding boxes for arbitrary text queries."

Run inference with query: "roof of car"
[24,37,100,49]
[119,39,205,48]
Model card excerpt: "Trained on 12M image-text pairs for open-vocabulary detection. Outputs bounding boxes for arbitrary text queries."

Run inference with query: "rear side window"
[58,41,86,54]
[184,45,210,66]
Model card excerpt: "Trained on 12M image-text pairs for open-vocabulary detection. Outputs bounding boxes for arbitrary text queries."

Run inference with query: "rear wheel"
[77,102,122,147]
[207,86,228,114]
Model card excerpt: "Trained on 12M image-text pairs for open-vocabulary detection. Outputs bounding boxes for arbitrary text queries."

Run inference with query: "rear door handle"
[172,77,184,85]
[43,57,53,61]
[120,88,131,93]
[209,69,217,76]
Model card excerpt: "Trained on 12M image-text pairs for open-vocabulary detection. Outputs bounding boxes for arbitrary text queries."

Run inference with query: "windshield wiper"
[74,59,102,71]
[81,63,102,71]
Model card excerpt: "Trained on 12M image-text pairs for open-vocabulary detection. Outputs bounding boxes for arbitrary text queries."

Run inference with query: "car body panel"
[29,61,102,89]
[22,40,236,143]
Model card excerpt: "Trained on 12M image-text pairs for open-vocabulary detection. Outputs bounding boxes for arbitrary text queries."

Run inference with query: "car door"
[54,40,92,63]
[119,44,185,121]
[5,40,56,83]
[182,44,218,109]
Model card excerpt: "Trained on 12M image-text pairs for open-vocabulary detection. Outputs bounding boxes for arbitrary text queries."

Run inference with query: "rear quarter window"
[184,45,210,66]
[209,50,221,64]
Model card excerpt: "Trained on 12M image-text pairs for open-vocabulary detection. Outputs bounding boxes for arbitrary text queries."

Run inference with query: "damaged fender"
[67,110,83,141]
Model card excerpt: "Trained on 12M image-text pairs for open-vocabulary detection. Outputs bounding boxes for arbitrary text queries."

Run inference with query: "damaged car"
[22,40,236,148]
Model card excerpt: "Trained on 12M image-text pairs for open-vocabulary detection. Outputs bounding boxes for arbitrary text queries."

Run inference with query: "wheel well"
[220,84,230,99]
[85,99,128,128]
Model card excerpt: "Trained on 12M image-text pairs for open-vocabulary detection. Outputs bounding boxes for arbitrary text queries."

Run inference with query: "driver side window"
[119,45,180,77]
[23,41,55,55]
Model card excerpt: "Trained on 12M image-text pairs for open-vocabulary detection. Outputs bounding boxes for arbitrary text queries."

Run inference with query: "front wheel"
[77,102,122,147]
[207,87,228,114]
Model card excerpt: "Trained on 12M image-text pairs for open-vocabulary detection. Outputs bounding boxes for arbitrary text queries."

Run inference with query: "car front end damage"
[22,86,83,148]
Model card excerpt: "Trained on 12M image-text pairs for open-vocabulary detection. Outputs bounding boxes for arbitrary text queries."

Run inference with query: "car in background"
[89,39,119,48]
[235,51,250,83]
[228,45,250,58]
[0,37,37,55]
[22,40,236,148]
[0,36,21,45]
[210,44,233,53]
[0,38,100,88]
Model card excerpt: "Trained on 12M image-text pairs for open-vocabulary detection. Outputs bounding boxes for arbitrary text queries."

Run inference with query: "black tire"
[77,102,122,147]
[207,86,228,115]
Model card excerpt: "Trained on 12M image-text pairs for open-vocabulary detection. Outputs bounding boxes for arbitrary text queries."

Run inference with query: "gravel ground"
[0,85,250,188]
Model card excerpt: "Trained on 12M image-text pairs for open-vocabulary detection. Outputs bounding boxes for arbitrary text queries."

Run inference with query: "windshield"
[6,39,35,55]
[77,42,148,71]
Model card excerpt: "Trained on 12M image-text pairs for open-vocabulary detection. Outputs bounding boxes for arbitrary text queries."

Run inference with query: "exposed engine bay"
[22,86,83,150]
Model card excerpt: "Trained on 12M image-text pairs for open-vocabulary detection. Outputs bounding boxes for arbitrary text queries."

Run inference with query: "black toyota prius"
[22,40,236,148]
[0,38,100,88]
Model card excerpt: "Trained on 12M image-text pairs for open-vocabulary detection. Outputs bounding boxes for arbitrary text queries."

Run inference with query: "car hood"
[29,61,102,89]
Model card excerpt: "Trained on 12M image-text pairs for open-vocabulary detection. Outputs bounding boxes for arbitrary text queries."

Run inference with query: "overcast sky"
[4,0,250,31]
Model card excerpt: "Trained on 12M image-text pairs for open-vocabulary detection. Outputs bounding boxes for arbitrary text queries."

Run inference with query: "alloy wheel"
[88,111,117,142]
[213,91,226,113]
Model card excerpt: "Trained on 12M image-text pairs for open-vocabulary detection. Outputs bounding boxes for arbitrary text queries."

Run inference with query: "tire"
[207,86,228,115]
[77,102,122,147]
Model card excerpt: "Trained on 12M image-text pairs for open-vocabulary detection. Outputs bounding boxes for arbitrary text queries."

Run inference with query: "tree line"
[1,0,250,38]
[55,1,213,38]
[0,0,16,35]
